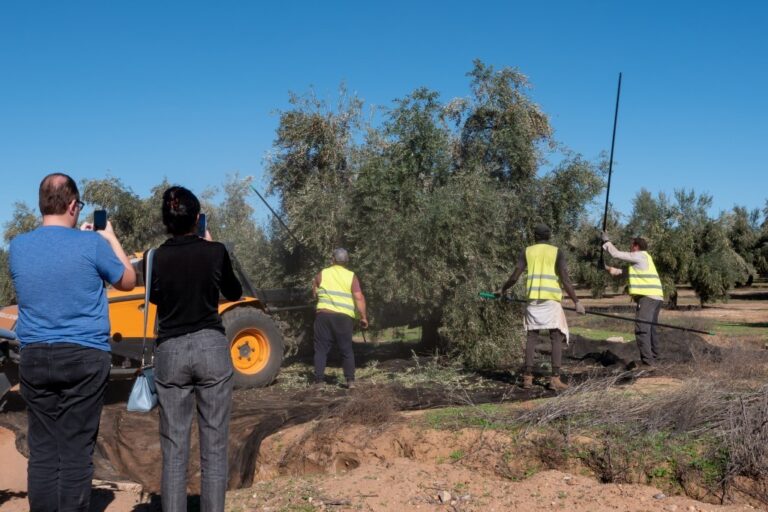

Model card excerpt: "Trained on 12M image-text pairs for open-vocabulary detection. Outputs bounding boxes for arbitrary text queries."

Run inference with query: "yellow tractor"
[0,249,311,399]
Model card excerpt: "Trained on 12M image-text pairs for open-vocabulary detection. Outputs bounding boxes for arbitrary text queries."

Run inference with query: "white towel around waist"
[523,300,570,343]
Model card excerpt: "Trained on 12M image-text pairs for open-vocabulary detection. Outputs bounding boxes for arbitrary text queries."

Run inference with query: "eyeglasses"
[75,200,85,210]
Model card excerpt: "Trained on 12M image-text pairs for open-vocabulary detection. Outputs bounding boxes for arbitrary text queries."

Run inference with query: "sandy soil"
[0,426,758,512]
[2,289,767,511]
[226,399,759,512]
[234,465,759,512]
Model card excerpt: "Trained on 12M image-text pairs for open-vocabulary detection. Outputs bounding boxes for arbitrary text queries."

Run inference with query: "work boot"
[521,374,533,390]
[548,375,568,391]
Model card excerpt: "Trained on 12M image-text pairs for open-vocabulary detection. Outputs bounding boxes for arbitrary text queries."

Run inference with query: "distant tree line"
[2,60,767,369]
[570,189,768,305]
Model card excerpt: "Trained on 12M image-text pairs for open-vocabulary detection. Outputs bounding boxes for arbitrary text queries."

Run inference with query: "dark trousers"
[636,296,663,364]
[19,342,111,512]
[525,329,564,376]
[313,312,355,382]
[154,329,233,512]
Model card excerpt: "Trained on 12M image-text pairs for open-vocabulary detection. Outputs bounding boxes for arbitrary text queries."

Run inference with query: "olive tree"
[265,62,604,369]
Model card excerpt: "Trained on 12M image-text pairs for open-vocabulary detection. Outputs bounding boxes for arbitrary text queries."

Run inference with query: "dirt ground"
[0,398,760,512]
[2,286,767,512]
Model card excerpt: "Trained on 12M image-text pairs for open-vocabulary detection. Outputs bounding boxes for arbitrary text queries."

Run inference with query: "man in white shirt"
[602,233,663,367]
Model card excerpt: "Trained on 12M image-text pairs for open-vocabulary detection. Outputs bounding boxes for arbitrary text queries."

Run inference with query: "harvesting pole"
[248,184,327,269]
[599,72,623,268]
[478,292,713,335]
[249,184,304,249]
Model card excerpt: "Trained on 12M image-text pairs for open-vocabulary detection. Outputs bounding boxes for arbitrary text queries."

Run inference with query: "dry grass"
[418,342,768,505]
[329,384,400,427]
[513,375,734,436]
[505,348,768,505]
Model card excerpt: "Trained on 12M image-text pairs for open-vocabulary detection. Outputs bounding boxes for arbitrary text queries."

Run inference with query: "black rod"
[479,293,713,335]
[599,72,622,267]
[249,184,304,248]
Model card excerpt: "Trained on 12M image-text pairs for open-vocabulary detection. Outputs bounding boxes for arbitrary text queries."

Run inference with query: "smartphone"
[93,210,107,231]
[197,213,207,237]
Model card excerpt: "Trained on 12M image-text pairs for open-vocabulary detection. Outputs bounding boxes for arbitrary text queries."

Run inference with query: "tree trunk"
[420,315,445,352]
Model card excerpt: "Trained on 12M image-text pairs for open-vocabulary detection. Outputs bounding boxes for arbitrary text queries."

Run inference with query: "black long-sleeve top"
[149,235,242,341]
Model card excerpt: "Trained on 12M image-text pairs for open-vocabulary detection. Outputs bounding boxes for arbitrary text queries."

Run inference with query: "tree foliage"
[265,61,604,366]
[81,176,168,253]
[603,189,755,305]
[3,61,766,371]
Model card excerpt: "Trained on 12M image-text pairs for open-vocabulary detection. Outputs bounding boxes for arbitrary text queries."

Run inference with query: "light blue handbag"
[127,249,158,413]
[127,366,157,412]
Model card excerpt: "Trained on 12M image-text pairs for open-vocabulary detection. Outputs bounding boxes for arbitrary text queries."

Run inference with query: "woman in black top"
[149,186,242,512]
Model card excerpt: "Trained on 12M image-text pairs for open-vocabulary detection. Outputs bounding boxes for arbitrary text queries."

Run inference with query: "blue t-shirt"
[9,226,126,351]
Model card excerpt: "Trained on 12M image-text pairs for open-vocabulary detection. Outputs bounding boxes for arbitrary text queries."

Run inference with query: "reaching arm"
[557,251,586,314]
[500,251,526,294]
[353,291,368,329]
[602,242,646,267]
[219,249,243,301]
[95,221,136,291]
[556,251,579,304]
[352,276,368,328]
[311,273,321,299]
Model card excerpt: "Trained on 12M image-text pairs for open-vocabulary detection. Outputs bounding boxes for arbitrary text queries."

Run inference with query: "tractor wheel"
[222,307,284,388]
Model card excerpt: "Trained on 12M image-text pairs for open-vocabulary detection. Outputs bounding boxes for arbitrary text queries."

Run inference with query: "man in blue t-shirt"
[9,173,135,512]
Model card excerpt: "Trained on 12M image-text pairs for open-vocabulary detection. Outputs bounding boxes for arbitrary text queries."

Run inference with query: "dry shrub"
[331,384,400,427]
[579,438,634,484]
[688,343,768,386]
[515,373,735,436]
[510,372,768,504]
[530,431,569,470]
[278,385,400,475]
[722,385,768,502]
[309,384,400,445]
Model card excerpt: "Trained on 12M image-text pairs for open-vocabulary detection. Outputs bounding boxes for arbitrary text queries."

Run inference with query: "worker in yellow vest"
[312,248,368,389]
[499,224,585,391]
[602,233,663,367]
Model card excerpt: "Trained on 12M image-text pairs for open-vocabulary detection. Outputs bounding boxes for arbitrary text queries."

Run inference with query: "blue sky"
[1,1,766,233]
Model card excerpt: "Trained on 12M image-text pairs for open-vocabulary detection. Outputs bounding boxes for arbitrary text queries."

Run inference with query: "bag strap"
[142,248,155,367]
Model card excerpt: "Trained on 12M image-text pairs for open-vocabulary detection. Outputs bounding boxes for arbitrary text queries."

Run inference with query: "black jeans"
[313,313,355,382]
[636,296,663,364]
[19,342,111,512]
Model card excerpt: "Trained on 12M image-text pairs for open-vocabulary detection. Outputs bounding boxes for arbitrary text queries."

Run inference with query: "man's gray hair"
[332,248,349,265]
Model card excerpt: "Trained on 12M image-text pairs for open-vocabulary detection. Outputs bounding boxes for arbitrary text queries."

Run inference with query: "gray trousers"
[635,296,663,364]
[525,329,564,376]
[155,329,234,512]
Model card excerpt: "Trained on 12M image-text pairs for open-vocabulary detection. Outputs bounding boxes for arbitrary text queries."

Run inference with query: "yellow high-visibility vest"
[316,265,357,318]
[628,251,663,297]
[525,244,562,301]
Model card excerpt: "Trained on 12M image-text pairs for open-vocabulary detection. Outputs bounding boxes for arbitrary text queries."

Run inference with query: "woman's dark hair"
[162,186,200,236]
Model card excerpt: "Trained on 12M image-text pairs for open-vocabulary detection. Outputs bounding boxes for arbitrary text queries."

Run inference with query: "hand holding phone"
[94,210,107,231]
[197,213,207,238]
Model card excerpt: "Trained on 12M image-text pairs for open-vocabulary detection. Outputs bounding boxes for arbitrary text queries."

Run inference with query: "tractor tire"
[222,307,284,388]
